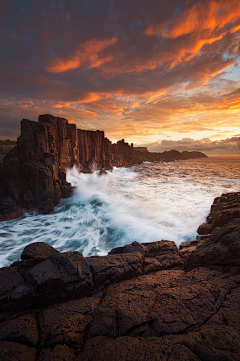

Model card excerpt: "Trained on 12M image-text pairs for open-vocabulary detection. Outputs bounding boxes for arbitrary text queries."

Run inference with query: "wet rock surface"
[0,191,239,360]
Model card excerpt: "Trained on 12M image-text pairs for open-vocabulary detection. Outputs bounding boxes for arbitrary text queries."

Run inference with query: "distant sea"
[0,155,239,267]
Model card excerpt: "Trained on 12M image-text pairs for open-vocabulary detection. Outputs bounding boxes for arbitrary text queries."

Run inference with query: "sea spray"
[0,155,239,267]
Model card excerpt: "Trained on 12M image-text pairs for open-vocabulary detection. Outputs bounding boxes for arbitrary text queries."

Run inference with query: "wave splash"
[64,166,179,255]
[0,156,239,267]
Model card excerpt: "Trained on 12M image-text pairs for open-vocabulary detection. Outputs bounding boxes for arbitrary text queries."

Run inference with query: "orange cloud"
[145,90,167,104]
[47,37,117,73]
[52,101,100,116]
[47,57,81,73]
[230,24,240,33]
[79,108,99,116]
[53,102,72,108]
[146,0,240,38]
[81,92,104,103]
[145,0,240,70]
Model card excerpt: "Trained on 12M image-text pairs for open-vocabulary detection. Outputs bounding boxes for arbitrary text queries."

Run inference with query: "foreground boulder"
[0,191,239,360]
[21,242,60,261]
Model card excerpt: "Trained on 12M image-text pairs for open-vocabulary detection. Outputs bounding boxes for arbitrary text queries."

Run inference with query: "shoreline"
[0,156,239,269]
[0,191,239,360]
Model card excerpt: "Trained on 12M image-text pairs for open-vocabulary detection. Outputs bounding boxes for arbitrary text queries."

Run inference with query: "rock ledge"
[0,192,239,360]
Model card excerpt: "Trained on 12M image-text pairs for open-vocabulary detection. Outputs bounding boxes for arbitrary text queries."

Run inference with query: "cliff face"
[18,115,114,171]
[0,114,207,220]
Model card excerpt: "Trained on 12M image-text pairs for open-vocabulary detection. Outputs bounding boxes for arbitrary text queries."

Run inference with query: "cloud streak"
[0,0,239,153]
[47,37,118,73]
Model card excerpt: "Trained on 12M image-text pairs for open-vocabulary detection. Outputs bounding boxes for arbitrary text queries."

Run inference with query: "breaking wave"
[0,155,239,267]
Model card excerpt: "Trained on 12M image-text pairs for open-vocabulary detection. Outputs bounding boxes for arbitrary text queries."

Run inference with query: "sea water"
[0,155,239,267]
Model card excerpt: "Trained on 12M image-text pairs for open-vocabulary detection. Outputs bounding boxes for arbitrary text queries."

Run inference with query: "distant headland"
[0,114,207,220]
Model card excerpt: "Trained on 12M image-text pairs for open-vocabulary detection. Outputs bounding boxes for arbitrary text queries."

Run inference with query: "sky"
[0,0,240,154]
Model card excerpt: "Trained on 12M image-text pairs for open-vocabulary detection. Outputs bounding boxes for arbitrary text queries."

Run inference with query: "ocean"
[0,155,239,267]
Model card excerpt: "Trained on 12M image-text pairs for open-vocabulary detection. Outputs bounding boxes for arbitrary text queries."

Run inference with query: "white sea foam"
[0,156,239,267]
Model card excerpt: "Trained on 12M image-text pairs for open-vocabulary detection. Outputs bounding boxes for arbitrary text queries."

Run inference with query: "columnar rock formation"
[18,114,114,171]
[0,114,207,220]
[0,192,239,360]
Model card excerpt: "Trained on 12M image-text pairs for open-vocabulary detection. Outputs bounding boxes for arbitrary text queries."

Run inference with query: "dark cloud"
[0,0,240,148]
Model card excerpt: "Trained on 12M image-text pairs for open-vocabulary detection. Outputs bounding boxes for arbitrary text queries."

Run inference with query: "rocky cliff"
[0,114,207,220]
[0,191,239,360]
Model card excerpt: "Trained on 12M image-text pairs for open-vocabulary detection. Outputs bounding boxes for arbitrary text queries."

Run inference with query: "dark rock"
[79,326,240,361]
[145,240,183,270]
[172,325,240,361]
[87,252,143,291]
[184,238,240,272]
[211,218,240,245]
[108,241,146,256]
[37,345,76,361]
[184,192,240,272]
[50,252,93,300]
[0,266,31,312]
[109,240,183,272]
[197,222,213,235]
[197,192,240,236]
[205,285,240,332]
[0,341,37,361]
[38,297,101,348]
[1,250,94,312]
[179,240,198,250]
[61,181,74,198]
[78,335,189,361]
[1,192,240,360]
[18,252,93,307]
[88,268,240,339]
[144,240,177,257]
[17,257,63,307]
[21,242,60,261]
[0,197,23,221]
[0,314,39,347]
[143,257,163,274]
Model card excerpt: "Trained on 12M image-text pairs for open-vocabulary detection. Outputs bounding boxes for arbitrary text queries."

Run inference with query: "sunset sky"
[0,0,240,154]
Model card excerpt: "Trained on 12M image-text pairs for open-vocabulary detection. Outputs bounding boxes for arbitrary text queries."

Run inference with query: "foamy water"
[0,155,239,267]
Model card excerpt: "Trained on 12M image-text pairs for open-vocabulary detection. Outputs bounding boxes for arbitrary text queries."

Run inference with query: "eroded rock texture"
[0,192,239,360]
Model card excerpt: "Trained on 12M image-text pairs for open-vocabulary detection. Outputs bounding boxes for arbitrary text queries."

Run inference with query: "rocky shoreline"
[0,191,239,360]
[0,114,206,221]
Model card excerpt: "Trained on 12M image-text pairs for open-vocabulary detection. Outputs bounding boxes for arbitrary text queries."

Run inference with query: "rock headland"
[0,191,239,360]
[0,114,207,220]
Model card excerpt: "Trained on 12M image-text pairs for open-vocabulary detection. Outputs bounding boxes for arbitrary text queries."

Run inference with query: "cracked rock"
[38,296,101,348]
